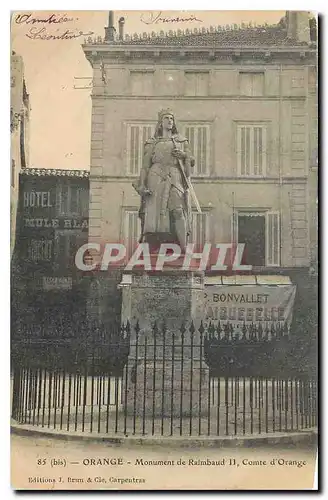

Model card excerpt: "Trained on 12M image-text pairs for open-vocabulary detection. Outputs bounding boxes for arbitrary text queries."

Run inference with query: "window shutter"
[56,185,62,214]
[237,124,267,177]
[262,126,267,175]
[57,184,69,214]
[130,72,154,96]
[80,189,88,217]
[252,73,264,96]
[265,211,280,266]
[185,73,197,96]
[185,72,209,96]
[192,212,208,249]
[125,211,141,258]
[196,72,209,96]
[231,210,238,245]
[240,72,264,96]
[240,73,253,96]
[237,126,242,175]
[128,125,140,175]
[127,124,154,175]
[55,233,68,269]
[185,125,209,175]
[70,187,79,214]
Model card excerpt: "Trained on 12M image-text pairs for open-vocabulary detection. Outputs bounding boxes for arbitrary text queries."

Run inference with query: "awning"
[205,275,292,286]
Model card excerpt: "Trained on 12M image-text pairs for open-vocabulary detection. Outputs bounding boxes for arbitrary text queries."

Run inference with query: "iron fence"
[11,321,317,437]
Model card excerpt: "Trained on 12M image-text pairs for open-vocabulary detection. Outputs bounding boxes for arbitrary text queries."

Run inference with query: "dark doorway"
[238,214,265,266]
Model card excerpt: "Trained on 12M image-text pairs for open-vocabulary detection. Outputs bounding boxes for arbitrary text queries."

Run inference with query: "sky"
[11,10,286,171]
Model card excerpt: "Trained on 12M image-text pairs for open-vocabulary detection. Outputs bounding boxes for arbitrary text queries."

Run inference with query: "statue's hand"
[132,183,152,196]
[141,187,152,196]
[172,148,187,161]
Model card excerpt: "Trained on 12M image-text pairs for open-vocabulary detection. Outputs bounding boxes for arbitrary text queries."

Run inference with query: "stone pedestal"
[119,268,205,335]
[119,268,208,418]
[124,360,209,418]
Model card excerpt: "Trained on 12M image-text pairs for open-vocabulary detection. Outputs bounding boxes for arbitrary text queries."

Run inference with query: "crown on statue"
[158,108,174,121]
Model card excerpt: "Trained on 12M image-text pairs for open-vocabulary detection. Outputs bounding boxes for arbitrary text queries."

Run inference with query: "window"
[185,71,209,96]
[191,212,209,250]
[162,70,180,95]
[184,124,210,176]
[57,184,88,216]
[125,210,141,258]
[239,72,264,96]
[130,71,154,96]
[234,211,280,267]
[28,239,53,262]
[11,159,15,187]
[54,232,86,269]
[127,123,155,175]
[237,124,267,177]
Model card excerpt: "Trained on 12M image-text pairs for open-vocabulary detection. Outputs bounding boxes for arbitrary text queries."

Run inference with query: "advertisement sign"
[204,285,296,326]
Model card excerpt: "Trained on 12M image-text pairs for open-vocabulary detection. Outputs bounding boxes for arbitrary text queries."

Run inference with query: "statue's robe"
[136,134,193,241]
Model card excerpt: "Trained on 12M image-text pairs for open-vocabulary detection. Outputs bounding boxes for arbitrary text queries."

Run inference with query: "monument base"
[119,267,205,335]
[124,360,209,418]
[119,266,208,418]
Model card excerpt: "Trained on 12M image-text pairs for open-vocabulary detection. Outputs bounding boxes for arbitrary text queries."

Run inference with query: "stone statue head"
[154,108,178,137]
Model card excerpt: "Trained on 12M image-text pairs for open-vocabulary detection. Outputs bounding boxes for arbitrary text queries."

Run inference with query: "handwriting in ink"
[140,11,203,25]
[15,13,77,25]
[25,28,94,41]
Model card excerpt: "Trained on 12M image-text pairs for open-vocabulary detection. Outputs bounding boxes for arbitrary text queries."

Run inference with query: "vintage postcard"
[10,10,318,490]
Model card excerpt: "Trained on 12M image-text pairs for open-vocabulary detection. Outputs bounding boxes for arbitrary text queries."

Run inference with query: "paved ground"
[11,433,317,490]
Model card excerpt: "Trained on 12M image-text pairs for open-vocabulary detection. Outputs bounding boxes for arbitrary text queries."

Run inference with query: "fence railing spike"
[180,322,186,334]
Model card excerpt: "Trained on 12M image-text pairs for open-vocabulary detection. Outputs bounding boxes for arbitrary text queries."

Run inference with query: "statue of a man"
[133,109,195,252]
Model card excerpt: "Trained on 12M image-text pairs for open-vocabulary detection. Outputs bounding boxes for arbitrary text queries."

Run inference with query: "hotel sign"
[43,276,73,290]
[24,218,89,229]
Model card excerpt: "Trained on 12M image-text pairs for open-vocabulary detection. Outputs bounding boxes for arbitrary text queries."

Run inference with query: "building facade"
[81,11,317,331]
[12,169,90,332]
[11,51,30,257]
[82,12,317,273]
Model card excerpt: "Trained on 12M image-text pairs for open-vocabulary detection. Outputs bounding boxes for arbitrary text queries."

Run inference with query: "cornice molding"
[20,168,90,178]
[83,45,316,66]
[90,94,307,101]
[89,175,308,184]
